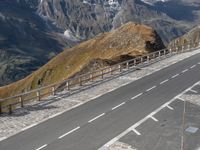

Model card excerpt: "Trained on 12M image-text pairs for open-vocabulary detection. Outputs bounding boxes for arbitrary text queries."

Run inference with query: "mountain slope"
[0,22,165,98]
[169,25,200,48]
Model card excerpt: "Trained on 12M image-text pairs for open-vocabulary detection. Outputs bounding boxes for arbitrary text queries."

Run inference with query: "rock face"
[0,22,165,98]
[169,25,200,49]
[1,0,200,86]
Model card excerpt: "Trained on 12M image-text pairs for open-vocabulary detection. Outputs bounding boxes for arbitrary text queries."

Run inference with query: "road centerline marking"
[160,79,169,85]
[36,144,47,150]
[58,126,80,139]
[182,69,188,73]
[190,65,196,69]
[131,93,143,100]
[88,113,105,123]
[146,86,156,92]
[172,74,179,78]
[112,102,126,110]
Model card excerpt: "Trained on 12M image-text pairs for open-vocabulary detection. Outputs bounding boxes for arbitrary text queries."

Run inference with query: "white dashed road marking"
[172,74,179,78]
[182,69,188,73]
[112,102,126,110]
[190,65,196,69]
[100,82,200,149]
[35,144,47,150]
[58,126,80,139]
[160,79,169,85]
[146,86,156,92]
[131,93,143,100]
[88,113,105,123]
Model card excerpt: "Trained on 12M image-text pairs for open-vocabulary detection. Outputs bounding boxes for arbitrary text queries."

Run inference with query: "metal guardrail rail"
[0,42,199,114]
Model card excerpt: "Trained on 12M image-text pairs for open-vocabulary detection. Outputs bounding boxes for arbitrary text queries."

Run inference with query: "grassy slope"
[0,22,165,98]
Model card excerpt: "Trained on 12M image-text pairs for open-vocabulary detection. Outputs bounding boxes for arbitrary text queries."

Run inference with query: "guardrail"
[0,42,199,114]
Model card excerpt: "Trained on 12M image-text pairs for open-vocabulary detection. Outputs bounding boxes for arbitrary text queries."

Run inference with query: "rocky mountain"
[0,22,165,98]
[1,0,200,87]
[169,25,200,49]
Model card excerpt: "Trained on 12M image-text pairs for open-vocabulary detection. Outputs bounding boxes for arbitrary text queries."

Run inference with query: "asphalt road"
[1,52,200,150]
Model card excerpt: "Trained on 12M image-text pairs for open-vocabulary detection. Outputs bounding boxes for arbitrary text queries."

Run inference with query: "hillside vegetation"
[0,22,165,99]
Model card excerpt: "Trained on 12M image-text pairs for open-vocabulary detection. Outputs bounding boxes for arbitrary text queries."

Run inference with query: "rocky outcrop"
[0,22,165,98]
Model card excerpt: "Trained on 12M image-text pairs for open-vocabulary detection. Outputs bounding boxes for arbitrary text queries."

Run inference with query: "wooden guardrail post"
[66,81,70,90]
[90,73,93,81]
[118,64,122,72]
[134,59,136,66]
[52,86,55,96]
[101,70,104,79]
[126,62,129,69]
[9,104,12,114]
[37,91,41,101]
[0,102,2,114]
[79,77,82,86]
[110,67,113,75]
[19,96,24,107]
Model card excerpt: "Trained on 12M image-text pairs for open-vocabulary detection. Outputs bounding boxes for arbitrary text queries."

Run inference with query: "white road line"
[131,93,143,100]
[58,126,80,139]
[189,89,198,93]
[167,105,174,110]
[112,102,126,110]
[190,65,196,69]
[100,81,200,150]
[182,69,188,73]
[172,74,179,78]
[88,113,105,123]
[150,116,158,122]
[36,144,47,150]
[176,96,185,101]
[160,79,169,85]
[146,86,156,92]
[132,128,141,135]
[198,62,200,65]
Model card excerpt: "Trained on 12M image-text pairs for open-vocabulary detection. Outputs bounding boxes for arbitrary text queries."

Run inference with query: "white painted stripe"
[182,69,188,73]
[150,116,158,122]
[58,126,80,139]
[167,105,174,110]
[132,128,141,135]
[190,65,196,68]
[172,74,179,78]
[35,144,47,150]
[176,96,185,101]
[99,81,199,149]
[198,62,200,65]
[112,102,126,110]
[189,89,198,93]
[88,113,105,123]
[131,93,143,100]
[160,79,169,85]
[146,86,156,92]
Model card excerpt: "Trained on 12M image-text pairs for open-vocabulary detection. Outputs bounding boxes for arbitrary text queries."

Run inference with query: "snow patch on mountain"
[141,0,170,5]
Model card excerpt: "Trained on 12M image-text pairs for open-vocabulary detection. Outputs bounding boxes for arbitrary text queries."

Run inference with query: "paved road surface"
[1,52,200,150]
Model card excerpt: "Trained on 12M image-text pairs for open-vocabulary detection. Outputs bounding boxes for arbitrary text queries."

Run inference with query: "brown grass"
[0,22,165,99]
